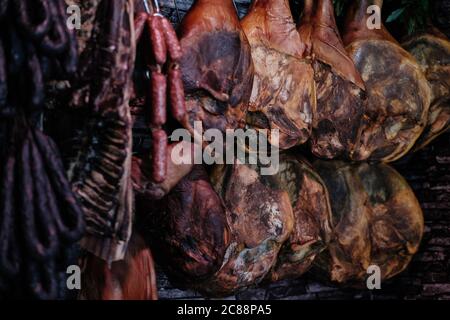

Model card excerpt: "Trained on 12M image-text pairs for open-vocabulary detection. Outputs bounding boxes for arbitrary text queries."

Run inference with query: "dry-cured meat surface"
[138,165,229,286]
[266,154,332,282]
[204,163,294,296]
[241,0,315,149]
[298,0,366,159]
[80,232,158,300]
[313,160,424,286]
[343,0,431,162]
[178,0,254,136]
[140,162,294,297]
[69,0,135,263]
[402,28,450,150]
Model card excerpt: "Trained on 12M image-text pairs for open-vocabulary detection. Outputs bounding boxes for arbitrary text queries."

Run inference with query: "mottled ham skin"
[178,0,254,137]
[266,154,333,282]
[313,161,424,287]
[298,0,367,159]
[403,29,450,150]
[141,162,294,297]
[206,163,294,296]
[242,0,315,149]
[139,166,230,287]
[343,0,431,162]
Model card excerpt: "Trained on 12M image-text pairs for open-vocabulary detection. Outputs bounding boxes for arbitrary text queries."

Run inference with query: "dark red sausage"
[150,70,167,127]
[168,66,186,123]
[152,129,167,183]
[161,17,182,62]
[134,12,148,44]
[147,15,167,66]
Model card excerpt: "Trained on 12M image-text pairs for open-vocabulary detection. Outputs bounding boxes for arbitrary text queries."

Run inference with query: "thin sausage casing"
[168,66,186,123]
[134,12,148,43]
[148,15,167,66]
[161,17,182,62]
[150,70,167,127]
[151,129,168,183]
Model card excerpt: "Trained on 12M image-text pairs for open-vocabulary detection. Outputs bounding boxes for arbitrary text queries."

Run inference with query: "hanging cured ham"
[140,163,294,296]
[138,165,230,286]
[241,0,315,149]
[343,0,431,162]
[402,27,450,150]
[178,0,254,137]
[299,0,367,159]
[266,154,332,282]
[313,161,424,286]
[205,163,294,296]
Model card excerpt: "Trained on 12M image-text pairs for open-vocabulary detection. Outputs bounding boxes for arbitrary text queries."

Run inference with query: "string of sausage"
[0,0,84,299]
[134,9,186,183]
[0,124,85,299]
[0,0,77,115]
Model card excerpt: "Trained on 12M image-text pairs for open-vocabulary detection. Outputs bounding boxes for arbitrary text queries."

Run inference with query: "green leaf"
[386,7,406,23]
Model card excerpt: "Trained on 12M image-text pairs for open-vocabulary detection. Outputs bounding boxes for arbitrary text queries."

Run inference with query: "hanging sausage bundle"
[343,0,431,162]
[133,0,188,184]
[299,0,367,160]
[0,0,84,299]
[402,26,450,150]
[241,0,315,149]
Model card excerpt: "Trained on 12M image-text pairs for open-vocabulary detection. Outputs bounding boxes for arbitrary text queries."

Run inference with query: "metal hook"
[143,0,151,14]
[143,0,163,16]
[173,0,181,23]
[232,0,239,16]
[152,0,161,13]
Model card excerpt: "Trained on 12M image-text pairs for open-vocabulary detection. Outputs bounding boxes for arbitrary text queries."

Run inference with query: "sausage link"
[32,129,85,242]
[32,129,85,240]
[151,129,167,183]
[26,43,45,107]
[0,153,20,276]
[14,0,51,40]
[28,259,57,300]
[147,15,167,66]
[150,70,167,127]
[20,132,58,261]
[134,12,148,44]
[161,17,182,62]
[30,138,59,259]
[40,1,68,55]
[168,66,186,123]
